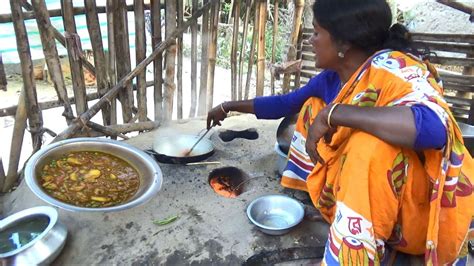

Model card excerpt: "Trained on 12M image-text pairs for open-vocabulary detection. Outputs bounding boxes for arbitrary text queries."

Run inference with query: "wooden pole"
[3,88,27,192]
[0,53,7,91]
[85,0,112,125]
[0,3,160,23]
[61,0,88,116]
[53,0,216,142]
[198,0,210,116]
[21,2,96,77]
[244,0,259,100]
[134,0,148,122]
[113,0,134,123]
[188,0,198,118]
[282,0,304,92]
[207,0,220,111]
[163,0,177,121]
[33,0,75,124]
[177,0,184,119]
[10,0,43,152]
[270,0,279,95]
[152,0,163,121]
[256,0,267,97]
[106,0,117,125]
[238,0,252,101]
[230,0,240,101]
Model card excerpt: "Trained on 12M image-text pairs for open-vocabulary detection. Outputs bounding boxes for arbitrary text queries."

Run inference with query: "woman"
[208,0,474,264]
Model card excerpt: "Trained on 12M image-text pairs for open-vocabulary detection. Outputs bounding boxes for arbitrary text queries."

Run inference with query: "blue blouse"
[254,70,446,150]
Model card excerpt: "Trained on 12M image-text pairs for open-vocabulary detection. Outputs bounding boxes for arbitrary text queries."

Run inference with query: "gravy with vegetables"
[39,151,140,208]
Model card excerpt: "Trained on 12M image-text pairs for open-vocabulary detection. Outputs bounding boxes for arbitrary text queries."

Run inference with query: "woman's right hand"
[207,103,228,129]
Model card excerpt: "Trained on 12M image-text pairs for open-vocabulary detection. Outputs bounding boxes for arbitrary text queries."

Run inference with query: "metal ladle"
[184,128,212,157]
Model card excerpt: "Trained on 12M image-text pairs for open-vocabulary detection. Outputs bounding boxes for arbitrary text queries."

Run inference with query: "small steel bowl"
[24,137,163,212]
[246,195,304,235]
[0,206,67,265]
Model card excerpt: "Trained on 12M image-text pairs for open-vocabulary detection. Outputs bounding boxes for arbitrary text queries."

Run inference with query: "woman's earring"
[338,51,345,58]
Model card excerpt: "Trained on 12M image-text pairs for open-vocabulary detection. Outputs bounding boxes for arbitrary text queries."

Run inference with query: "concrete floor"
[1,115,329,265]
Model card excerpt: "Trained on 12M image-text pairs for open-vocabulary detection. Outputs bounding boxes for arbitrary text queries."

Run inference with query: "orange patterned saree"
[282,50,474,265]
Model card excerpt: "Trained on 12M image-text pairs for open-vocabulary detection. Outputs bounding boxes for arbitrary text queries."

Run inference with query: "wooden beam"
[152,0,163,121]
[106,0,117,126]
[0,3,162,23]
[134,0,147,122]
[245,0,259,100]
[270,0,279,95]
[113,0,134,123]
[188,0,198,118]
[197,0,210,116]
[436,0,474,21]
[177,0,184,119]
[207,0,220,111]
[10,0,43,152]
[238,0,253,101]
[53,0,216,142]
[163,0,177,121]
[61,0,88,116]
[230,0,240,101]
[256,0,267,97]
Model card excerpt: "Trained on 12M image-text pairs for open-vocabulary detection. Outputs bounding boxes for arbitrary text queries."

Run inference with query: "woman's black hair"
[312,0,425,57]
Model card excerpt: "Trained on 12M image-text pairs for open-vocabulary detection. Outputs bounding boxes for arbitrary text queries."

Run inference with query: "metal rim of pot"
[147,134,215,164]
[0,206,67,264]
[24,137,163,212]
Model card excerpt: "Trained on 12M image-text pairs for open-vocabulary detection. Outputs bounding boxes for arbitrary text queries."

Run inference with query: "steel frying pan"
[145,134,214,164]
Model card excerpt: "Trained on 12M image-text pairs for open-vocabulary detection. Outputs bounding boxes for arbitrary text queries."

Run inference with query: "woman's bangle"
[220,103,228,114]
[327,103,340,128]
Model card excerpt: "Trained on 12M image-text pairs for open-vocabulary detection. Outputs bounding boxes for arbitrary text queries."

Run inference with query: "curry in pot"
[39,151,140,208]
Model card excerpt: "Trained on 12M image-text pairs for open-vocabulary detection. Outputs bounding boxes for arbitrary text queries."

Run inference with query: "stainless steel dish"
[148,134,214,164]
[0,206,67,265]
[246,194,304,235]
[24,137,163,212]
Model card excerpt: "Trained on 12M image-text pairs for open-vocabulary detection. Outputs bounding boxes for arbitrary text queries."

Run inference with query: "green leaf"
[153,215,179,226]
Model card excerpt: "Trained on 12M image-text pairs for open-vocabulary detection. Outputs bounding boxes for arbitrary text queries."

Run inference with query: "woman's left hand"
[305,104,337,165]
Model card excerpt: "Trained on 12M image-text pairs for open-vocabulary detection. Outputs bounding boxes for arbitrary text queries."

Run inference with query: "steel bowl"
[246,195,304,235]
[0,206,67,265]
[24,137,163,212]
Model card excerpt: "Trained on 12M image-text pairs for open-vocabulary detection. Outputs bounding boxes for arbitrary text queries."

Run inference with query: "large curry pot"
[24,137,163,212]
[146,134,214,164]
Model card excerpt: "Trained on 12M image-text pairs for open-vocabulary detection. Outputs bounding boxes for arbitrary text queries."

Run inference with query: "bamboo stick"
[436,0,474,16]
[10,0,43,152]
[106,0,117,125]
[61,0,88,116]
[32,0,75,124]
[256,0,267,97]
[3,88,27,192]
[152,0,163,121]
[294,26,303,89]
[197,0,210,116]
[230,0,240,101]
[85,0,111,125]
[244,0,259,100]
[188,0,198,118]
[0,3,160,23]
[0,53,7,91]
[0,81,156,117]
[163,0,177,121]
[86,121,129,139]
[177,0,184,119]
[207,0,220,111]
[134,0,148,122]
[113,0,134,123]
[21,1,96,77]
[53,0,216,142]
[282,0,304,92]
[105,121,160,134]
[238,0,252,101]
[270,1,279,95]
